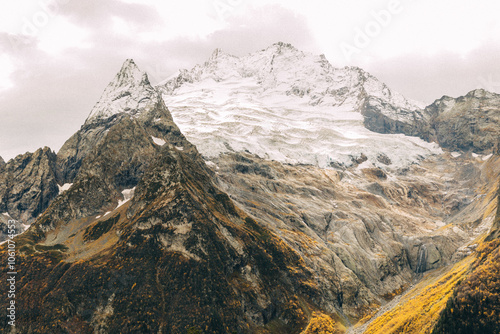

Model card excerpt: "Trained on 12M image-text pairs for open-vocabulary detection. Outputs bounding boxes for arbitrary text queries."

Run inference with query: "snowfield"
[158,43,441,169]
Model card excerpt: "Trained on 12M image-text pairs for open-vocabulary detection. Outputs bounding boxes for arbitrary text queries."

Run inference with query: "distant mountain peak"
[85,59,158,124]
[208,48,224,60]
[267,41,297,52]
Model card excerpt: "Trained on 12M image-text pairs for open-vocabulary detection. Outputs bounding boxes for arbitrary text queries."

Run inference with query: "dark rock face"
[426,89,500,153]
[41,102,189,228]
[361,97,429,138]
[0,213,26,241]
[363,89,500,154]
[43,94,194,233]
[0,147,59,223]
[56,117,116,183]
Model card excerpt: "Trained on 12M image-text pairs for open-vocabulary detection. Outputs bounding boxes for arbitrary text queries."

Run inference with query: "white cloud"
[117,0,224,40]
[0,55,15,90]
[38,17,91,55]
[0,1,44,33]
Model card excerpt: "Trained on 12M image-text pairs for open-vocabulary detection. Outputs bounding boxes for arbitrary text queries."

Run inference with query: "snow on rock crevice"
[152,136,166,146]
[117,187,136,209]
[58,183,73,194]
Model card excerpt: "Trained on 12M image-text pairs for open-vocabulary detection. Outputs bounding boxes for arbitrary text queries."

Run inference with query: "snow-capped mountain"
[157,42,439,168]
[86,59,159,123]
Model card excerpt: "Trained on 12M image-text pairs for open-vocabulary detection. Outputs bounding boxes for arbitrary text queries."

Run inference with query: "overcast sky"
[1,0,499,161]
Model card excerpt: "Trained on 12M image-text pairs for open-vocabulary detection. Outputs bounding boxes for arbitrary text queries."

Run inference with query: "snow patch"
[58,183,73,194]
[482,154,493,161]
[103,211,111,216]
[96,215,102,219]
[205,161,218,169]
[451,152,461,158]
[152,136,166,146]
[175,146,184,151]
[117,187,135,209]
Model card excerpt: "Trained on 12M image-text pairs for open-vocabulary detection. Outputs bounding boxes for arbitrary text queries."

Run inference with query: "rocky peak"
[208,47,224,61]
[466,88,490,98]
[57,59,184,184]
[85,59,158,124]
[0,156,4,167]
[264,41,299,54]
[423,89,500,153]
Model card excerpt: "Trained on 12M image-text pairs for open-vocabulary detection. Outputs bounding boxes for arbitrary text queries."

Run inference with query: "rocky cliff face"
[431,175,500,334]
[0,147,59,224]
[210,152,499,321]
[361,97,428,137]
[485,180,500,242]
[365,88,500,155]
[0,212,26,241]
[424,89,500,153]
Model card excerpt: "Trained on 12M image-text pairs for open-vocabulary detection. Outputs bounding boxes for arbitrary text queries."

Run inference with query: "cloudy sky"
[1,0,499,160]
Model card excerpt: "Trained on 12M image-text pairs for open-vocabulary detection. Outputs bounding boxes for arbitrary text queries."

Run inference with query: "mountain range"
[0,42,498,333]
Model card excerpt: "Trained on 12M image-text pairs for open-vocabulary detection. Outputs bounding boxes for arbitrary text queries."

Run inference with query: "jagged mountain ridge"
[0,60,189,233]
[159,42,421,112]
[0,43,499,333]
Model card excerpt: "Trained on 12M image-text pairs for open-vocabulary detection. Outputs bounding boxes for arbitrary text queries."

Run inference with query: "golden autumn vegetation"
[364,256,474,334]
[301,312,345,334]
[432,239,500,334]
